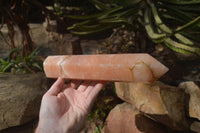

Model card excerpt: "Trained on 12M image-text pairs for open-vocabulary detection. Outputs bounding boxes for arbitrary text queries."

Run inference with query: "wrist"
[35,121,63,133]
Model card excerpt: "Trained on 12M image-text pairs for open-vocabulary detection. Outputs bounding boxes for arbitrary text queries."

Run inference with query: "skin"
[35,77,106,133]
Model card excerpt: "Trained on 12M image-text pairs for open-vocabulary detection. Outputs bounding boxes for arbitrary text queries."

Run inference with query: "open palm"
[37,78,106,133]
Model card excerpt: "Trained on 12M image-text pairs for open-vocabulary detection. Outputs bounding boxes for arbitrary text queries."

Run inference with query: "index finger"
[47,77,65,95]
[86,81,107,106]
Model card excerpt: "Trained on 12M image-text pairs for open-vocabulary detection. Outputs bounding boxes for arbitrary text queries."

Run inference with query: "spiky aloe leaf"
[68,6,123,20]
[161,14,186,24]
[68,13,103,20]
[88,0,109,10]
[163,5,200,13]
[115,0,142,7]
[159,0,200,5]
[144,8,166,43]
[109,7,139,18]
[175,16,200,33]
[68,20,94,30]
[158,4,194,23]
[174,33,194,46]
[181,32,200,42]
[68,17,129,35]
[100,18,128,24]
[165,38,200,56]
[150,3,172,34]
[101,18,134,28]
[164,41,194,55]
[70,22,116,31]
[70,25,117,35]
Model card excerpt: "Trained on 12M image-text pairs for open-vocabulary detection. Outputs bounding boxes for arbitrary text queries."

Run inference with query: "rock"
[115,81,188,130]
[29,24,48,46]
[0,45,10,59]
[190,121,200,133]
[0,73,46,130]
[115,82,166,114]
[102,102,173,133]
[0,24,48,49]
[56,34,82,55]
[179,81,200,120]
[81,40,104,54]
[1,119,38,133]
[155,44,164,52]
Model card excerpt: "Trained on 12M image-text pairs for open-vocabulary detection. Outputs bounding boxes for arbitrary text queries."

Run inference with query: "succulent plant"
[67,0,200,56]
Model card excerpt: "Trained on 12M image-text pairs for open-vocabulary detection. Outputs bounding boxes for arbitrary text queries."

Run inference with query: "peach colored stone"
[179,81,200,120]
[43,54,168,82]
[102,102,174,133]
[115,81,189,130]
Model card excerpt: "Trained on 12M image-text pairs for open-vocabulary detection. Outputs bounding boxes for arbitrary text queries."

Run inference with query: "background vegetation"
[1,0,200,57]
[0,1,200,132]
[68,0,200,56]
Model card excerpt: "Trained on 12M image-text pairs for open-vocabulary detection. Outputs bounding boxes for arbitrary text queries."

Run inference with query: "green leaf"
[174,33,194,46]
[29,46,41,58]
[164,5,200,13]
[181,32,200,42]
[144,8,166,43]
[2,62,14,72]
[70,23,105,31]
[13,67,23,74]
[68,20,94,30]
[68,14,103,20]
[32,63,42,71]
[88,0,109,10]
[175,16,200,33]
[24,56,30,63]
[115,0,142,7]
[161,13,187,24]
[0,58,7,64]
[100,18,128,24]
[68,6,123,20]
[158,4,194,23]
[109,8,136,18]
[159,0,200,5]
[71,25,117,35]
[164,41,194,55]
[150,3,172,34]
[165,38,200,56]
[23,70,29,74]
[7,48,19,62]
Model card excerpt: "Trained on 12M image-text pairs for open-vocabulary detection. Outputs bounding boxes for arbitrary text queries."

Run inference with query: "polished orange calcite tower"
[43,54,168,82]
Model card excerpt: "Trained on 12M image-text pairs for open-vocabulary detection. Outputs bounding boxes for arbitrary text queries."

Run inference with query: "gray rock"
[0,73,46,130]
[190,121,200,133]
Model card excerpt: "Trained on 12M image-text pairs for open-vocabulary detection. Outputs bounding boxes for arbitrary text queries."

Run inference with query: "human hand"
[35,77,106,133]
